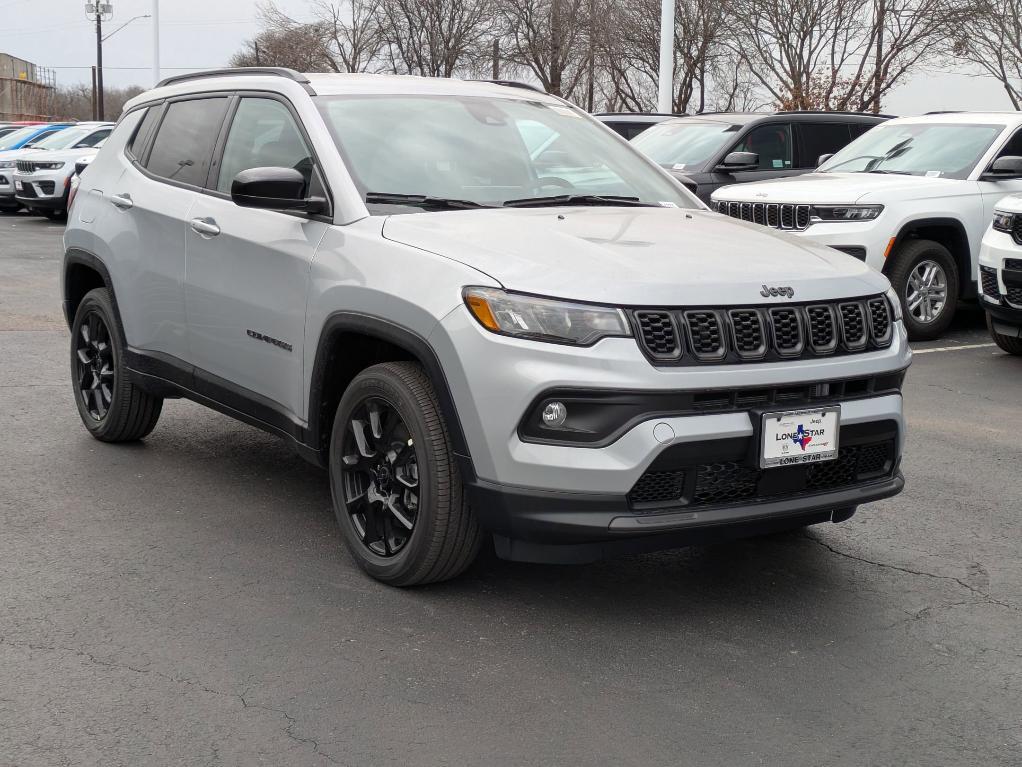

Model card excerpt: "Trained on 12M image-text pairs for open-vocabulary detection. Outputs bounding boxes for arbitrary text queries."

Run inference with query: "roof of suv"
[130,69,570,111]
[878,111,1022,127]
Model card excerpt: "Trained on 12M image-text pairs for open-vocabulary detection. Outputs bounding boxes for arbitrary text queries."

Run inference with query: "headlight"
[33,161,65,170]
[992,210,1014,232]
[463,287,631,346]
[811,205,884,222]
[885,287,903,322]
[0,160,14,169]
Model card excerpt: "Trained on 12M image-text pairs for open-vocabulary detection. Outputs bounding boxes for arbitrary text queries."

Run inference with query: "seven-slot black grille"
[716,200,812,231]
[627,440,896,510]
[632,296,892,365]
[980,266,1001,299]
[15,160,37,173]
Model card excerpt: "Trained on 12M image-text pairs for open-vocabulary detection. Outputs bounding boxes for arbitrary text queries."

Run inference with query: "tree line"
[228,0,1022,113]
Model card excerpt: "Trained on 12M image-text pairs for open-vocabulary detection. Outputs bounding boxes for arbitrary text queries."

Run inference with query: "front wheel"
[887,239,958,341]
[986,313,1022,355]
[328,362,482,586]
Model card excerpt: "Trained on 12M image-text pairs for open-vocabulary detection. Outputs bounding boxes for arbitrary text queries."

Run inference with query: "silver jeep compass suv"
[63,69,909,585]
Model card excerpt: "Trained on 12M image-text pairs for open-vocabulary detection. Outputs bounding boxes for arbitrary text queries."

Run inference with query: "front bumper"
[13,171,66,209]
[433,306,909,558]
[979,228,1022,328]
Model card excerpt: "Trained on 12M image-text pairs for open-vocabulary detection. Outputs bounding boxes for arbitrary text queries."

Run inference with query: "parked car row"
[0,120,113,219]
[602,109,1022,346]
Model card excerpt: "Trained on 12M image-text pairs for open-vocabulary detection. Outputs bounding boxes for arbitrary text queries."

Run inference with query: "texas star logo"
[791,424,813,451]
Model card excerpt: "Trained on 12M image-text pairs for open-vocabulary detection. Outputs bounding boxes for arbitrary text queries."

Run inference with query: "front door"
[184,96,330,423]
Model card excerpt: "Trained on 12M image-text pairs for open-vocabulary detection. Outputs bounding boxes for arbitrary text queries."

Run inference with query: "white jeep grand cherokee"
[63,69,909,585]
[711,113,1022,340]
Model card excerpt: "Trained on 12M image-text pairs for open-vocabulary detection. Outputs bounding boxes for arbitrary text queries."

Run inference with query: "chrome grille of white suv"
[715,200,811,231]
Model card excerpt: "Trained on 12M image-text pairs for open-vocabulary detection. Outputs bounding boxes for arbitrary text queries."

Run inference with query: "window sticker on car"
[772,159,784,168]
[659,201,678,207]
[672,163,686,170]
[926,170,942,177]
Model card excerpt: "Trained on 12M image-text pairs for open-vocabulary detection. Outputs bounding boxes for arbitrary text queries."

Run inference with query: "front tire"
[986,314,1022,355]
[328,362,482,586]
[887,239,958,341]
[70,288,163,441]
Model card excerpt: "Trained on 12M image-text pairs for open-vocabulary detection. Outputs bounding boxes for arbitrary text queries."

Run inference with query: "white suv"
[978,194,1022,354]
[63,69,909,585]
[711,113,1022,340]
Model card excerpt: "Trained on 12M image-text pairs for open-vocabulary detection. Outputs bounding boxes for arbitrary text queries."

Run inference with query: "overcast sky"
[0,0,1014,115]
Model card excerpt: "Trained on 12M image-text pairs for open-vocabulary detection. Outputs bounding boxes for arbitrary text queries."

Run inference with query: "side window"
[733,124,793,170]
[798,123,852,168]
[27,129,58,145]
[77,128,111,148]
[216,98,315,194]
[145,97,229,187]
[128,107,160,159]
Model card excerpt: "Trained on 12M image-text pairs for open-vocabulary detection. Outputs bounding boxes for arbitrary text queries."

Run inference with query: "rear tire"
[887,239,958,341]
[986,313,1022,355]
[328,361,482,586]
[70,288,163,442]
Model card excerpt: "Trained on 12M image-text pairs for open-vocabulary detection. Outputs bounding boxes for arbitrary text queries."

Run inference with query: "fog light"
[541,401,567,428]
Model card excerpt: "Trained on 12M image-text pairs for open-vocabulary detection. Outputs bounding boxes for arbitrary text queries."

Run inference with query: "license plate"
[760,407,840,468]
[14,180,22,191]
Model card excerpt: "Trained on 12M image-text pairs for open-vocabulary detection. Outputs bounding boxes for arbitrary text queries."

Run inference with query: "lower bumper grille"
[628,436,897,511]
[980,266,1001,299]
[17,183,37,198]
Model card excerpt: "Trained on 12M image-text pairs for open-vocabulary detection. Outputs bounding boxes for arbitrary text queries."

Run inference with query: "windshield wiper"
[502,194,655,208]
[364,192,492,210]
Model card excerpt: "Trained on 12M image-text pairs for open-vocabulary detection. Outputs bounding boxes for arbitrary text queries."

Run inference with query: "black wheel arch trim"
[62,248,127,335]
[885,217,974,298]
[308,312,476,481]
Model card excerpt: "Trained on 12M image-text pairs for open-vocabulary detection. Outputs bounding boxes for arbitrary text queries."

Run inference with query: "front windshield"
[818,122,1003,180]
[33,126,93,150]
[316,95,697,211]
[0,126,43,150]
[631,119,740,169]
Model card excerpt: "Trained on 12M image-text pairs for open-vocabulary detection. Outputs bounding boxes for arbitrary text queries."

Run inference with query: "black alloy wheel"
[75,309,115,421]
[340,396,420,557]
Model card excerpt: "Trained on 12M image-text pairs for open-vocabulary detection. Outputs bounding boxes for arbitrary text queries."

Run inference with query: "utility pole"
[85,2,113,121]
[152,0,160,85]
[657,0,676,113]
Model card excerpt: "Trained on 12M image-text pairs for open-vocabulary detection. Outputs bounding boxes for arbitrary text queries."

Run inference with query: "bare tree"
[722,0,954,111]
[499,0,591,97]
[952,0,1022,108]
[254,1,384,72]
[376,0,495,77]
[230,17,336,71]
[50,84,144,121]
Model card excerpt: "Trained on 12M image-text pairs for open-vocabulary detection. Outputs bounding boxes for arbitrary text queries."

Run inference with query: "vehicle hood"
[382,207,888,305]
[16,146,100,164]
[711,172,970,204]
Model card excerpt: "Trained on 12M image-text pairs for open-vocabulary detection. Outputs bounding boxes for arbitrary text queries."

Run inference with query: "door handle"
[190,217,221,237]
[109,193,133,209]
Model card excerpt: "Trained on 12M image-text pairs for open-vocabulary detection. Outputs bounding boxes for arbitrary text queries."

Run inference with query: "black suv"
[631,111,890,203]
[595,113,685,140]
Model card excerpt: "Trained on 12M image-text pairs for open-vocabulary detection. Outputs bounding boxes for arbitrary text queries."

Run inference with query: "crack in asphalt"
[0,636,342,765]
[802,534,1021,614]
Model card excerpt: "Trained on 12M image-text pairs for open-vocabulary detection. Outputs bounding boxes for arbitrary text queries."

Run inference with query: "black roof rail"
[156,67,315,94]
[924,110,965,115]
[470,79,546,94]
[774,109,897,118]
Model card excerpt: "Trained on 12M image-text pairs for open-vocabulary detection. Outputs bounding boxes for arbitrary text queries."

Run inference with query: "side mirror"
[74,159,92,176]
[817,153,834,167]
[716,151,759,172]
[981,155,1022,181]
[231,167,324,213]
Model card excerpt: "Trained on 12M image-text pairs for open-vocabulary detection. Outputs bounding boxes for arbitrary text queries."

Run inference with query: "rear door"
[184,94,330,423]
[106,95,230,364]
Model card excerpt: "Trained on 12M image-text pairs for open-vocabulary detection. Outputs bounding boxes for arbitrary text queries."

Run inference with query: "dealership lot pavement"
[1,213,1020,766]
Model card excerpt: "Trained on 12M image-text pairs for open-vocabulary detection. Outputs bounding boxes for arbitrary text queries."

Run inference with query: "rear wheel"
[70,288,163,441]
[887,239,958,341]
[986,313,1022,355]
[328,362,482,586]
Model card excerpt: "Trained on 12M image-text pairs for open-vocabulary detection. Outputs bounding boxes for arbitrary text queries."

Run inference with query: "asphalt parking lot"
[1,212,1020,766]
